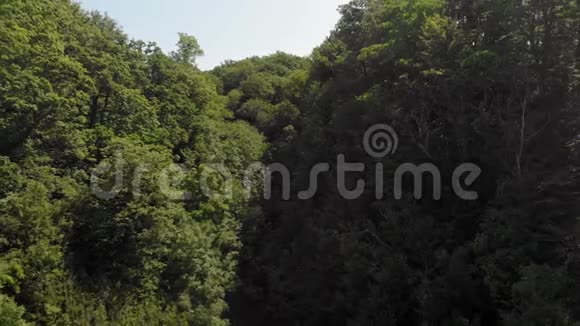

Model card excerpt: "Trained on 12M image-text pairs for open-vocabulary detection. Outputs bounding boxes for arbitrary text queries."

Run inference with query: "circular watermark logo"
[364,124,399,158]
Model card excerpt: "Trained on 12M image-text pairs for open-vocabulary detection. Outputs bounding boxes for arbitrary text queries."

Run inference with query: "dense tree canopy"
[227,0,580,325]
[0,0,265,324]
[1,0,580,325]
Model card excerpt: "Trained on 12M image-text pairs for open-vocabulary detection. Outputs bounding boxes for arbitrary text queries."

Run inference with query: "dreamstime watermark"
[91,124,481,201]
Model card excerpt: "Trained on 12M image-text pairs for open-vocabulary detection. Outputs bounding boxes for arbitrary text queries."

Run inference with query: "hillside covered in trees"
[1,0,580,325]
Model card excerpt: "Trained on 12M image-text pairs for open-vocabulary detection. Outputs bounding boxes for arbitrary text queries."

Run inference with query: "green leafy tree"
[171,33,205,66]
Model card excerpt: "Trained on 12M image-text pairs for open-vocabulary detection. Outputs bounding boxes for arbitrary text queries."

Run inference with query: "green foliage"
[171,33,205,66]
[0,0,266,324]
[211,52,309,148]
[230,0,580,325]
[0,294,29,326]
[2,0,580,325]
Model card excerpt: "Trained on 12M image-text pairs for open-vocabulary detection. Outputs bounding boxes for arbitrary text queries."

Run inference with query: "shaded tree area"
[228,0,580,325]
[1,0,580,325]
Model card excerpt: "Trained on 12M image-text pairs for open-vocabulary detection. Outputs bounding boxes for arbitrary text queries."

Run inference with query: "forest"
[1,0,580,325]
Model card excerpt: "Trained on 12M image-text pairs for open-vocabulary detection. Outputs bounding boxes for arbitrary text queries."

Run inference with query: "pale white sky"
[78,0,349,70]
